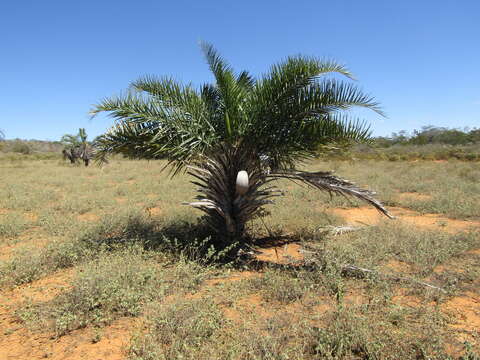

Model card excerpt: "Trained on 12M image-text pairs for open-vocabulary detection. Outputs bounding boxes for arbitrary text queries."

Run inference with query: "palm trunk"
[185,145,392,242]
[185,144,280,241]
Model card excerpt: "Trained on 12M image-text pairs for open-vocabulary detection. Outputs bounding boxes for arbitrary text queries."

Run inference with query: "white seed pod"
[236,170,249,195]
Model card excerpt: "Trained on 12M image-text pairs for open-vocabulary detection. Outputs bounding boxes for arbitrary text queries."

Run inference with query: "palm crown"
[92,42,391,242]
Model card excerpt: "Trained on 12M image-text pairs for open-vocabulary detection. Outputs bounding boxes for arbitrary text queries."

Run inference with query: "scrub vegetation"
[0,157,479,359]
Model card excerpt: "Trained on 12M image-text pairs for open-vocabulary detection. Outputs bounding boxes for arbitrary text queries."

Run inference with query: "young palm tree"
[61,128,93,166]
[91,42,392,242]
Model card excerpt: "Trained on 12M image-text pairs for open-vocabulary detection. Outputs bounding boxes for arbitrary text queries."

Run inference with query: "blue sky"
[1,0,479,140]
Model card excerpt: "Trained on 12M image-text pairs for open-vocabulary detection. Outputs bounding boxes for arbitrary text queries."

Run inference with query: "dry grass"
[0,158,479,359]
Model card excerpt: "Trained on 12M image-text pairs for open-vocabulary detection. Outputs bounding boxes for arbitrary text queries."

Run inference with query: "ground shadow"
[78,212,326,267]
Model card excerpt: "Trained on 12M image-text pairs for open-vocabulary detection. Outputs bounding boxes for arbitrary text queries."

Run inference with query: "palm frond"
[237,70,255,90]
[243,57,384,166]
[311,114,372,144]
[311,79,384,116]
[268,170,393,218]
[200,41,235,82]
[94,121,159,160]
[200,41,249,139]
[131,76,199,108]
[90,91,164,123]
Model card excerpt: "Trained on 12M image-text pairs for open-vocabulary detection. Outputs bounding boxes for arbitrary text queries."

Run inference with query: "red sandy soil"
[145,206,162,216]
[0,204,478,359]
[442,292,480,344]
[76,213,100,222]
[329,206,480,234]
[255,242,304,264]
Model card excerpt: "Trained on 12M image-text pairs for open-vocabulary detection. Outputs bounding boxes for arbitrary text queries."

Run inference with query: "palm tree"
[91,42,392,243]
[61,128,93,166]
[0,130,4,151]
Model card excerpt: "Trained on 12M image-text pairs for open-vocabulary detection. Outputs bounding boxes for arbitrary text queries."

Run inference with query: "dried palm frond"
[268,170,393,218]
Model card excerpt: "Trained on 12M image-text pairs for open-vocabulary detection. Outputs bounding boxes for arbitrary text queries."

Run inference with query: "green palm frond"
[93,45,383,169]
[130,76,200,109]
[90,92,164,123]
[91,81,223,173]
[320,114,372,143]
[243,57,383,167]
[237,71,255,90]
[94,121,159,159]
[200,41,236,84]
[311,79,384,116]
[200,41,251,139]
[253,55,354,109]
[78,128,87,143]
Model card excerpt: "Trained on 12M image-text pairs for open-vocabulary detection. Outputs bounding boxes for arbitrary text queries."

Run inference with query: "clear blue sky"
[1,0,479,140]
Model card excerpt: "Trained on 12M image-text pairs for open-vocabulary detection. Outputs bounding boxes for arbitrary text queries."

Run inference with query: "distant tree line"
[1,126,479,162]
[0,138,63,154]
[374,126,480,147]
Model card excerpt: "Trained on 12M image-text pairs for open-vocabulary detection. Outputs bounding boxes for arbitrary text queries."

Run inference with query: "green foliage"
[375,126,480,147]
[60,128,89,149]
[326,143,480,162]
[78,128,87,143]
[92,42,381,172]
[10,140,32,154]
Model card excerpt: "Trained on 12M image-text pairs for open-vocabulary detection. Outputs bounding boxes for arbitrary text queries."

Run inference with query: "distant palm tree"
[61,128,93,166]
[0,129,4,151]
[92,42,391,242]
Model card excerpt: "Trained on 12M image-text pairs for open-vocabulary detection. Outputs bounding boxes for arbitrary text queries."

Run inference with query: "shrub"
[11,141,32,154]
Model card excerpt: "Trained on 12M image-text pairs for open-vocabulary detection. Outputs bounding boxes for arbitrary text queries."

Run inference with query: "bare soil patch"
[222,294,270,323]
[391,288,425,308]
[23,212,38,222]
[255,242,303,264]
[146,207,162,216]
[329,206,480,234]
[76,213,100,222]
[383,259,415,274]
[1,269,74,309]
[204,271,258,287]
[442,292,480,343]
[0,316,133,360]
